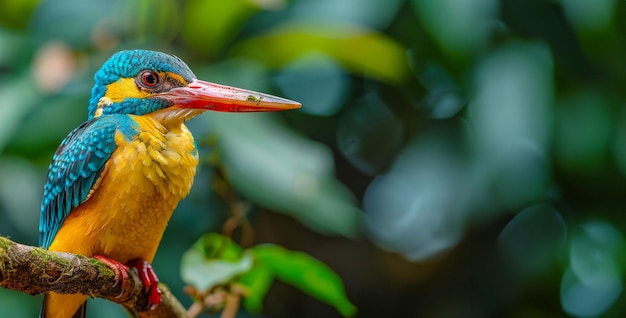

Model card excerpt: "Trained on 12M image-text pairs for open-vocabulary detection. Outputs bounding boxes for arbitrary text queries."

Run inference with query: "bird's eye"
[138,71,159,88]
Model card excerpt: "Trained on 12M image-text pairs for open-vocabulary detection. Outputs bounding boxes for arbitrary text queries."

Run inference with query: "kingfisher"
[38,49,300,318]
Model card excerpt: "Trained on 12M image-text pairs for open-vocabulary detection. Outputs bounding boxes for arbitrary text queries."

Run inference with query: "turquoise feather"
[39,114,139,249]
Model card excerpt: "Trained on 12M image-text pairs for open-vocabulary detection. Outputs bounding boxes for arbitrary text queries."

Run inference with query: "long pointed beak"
[159,79,301,112]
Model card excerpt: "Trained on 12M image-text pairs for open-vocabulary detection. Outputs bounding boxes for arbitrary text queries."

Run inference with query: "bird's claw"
[94,255,161,310]
[93,255,130,297]
[127,258,162,310]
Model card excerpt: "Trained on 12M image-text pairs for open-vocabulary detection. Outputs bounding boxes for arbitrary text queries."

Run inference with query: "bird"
[38,49,300,318]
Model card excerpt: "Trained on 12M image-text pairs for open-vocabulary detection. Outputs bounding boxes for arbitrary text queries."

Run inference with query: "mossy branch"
[0,236,189,318]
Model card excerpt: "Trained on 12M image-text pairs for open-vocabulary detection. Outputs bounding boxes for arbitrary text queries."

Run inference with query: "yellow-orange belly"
[44,115,199,318]
[48,115,199,262]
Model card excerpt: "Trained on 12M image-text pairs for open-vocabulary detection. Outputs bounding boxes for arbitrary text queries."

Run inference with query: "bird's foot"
[93,255,130,296]
[127,258,162,310]
[93,256,161,310]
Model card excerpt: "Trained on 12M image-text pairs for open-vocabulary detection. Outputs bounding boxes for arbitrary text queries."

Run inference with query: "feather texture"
[40,50,204,318]
[39,114,139,249]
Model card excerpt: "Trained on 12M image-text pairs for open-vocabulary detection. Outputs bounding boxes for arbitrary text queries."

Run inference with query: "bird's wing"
[39,117,119,249]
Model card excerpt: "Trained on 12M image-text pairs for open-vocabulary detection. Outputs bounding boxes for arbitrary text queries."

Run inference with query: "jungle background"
[1,0,625,317]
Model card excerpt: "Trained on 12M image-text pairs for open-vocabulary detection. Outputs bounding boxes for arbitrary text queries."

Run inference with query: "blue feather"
[39,114,139,249]
[88,50,195,119]
[41,50,195,249]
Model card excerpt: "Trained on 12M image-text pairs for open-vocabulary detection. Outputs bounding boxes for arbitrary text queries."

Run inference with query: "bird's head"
[88,50,300,121]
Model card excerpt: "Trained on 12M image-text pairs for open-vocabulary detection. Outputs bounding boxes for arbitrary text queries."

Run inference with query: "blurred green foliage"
[1,0,626,317]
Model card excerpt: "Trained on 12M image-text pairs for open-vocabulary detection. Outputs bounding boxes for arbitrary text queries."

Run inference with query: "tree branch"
[0,236,189,318]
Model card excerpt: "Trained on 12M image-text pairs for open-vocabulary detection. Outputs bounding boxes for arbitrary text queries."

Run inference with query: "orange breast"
[48,116,199,263]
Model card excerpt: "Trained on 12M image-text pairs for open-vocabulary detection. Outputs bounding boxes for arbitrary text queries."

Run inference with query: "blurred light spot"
[31,42,75,93]
[274,53,349,116]
[290,0,403,30]
[556,90,613,175]
[412,0,498,58]
[498,204,567,276]
[365,177,462,260]
[364,127,468,260]
[470,41,553,155]
[562,221,626,318]
[561,267,622,317]
[570,221,626,289]
[469,42,553,210]
[336,92,403,176]
[560,0,616,32]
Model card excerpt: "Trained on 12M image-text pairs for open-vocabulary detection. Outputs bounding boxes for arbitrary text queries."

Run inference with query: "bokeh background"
[1,0,626,317]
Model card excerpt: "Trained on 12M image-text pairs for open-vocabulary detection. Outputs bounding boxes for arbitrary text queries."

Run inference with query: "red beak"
[159,79,301,112]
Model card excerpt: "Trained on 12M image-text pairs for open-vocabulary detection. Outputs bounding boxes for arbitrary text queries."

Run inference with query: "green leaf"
[238,263,274,313]
[180,233,253,291]
[249,244,357,317]
[233,22,409,83]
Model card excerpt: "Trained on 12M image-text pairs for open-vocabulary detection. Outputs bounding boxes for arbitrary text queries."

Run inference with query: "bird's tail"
[40,293,87,318]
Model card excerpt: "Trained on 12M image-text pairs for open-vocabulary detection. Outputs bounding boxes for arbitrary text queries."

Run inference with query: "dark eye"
[139,71,159,88]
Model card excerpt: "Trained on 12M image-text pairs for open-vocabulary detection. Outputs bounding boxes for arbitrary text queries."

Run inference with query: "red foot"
[127,258,162,310]
[94,255,130,296]
[93,255,162,310]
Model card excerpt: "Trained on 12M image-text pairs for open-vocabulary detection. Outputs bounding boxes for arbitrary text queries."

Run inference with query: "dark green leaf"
[238,263,274,313]
[250,244,357,317]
